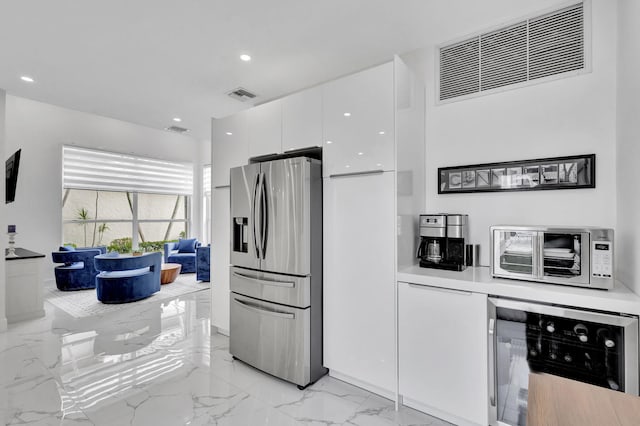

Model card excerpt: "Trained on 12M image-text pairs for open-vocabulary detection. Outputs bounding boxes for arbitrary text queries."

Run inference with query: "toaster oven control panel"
[592,241,613,279]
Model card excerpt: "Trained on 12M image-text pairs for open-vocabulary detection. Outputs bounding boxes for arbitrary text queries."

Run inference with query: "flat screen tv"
[6,149,21,204]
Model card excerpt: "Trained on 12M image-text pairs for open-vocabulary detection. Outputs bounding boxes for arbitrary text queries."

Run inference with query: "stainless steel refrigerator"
[229,155,325,388]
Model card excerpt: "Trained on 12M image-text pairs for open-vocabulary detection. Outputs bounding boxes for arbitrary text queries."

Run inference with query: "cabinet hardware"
[407,282,472,296]
[329,169,384,179]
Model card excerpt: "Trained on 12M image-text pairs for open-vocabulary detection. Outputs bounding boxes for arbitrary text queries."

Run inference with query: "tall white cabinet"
[323,171,396,394]
[210,112,248,334]
[321,60,409,397]
[210,186,230,334]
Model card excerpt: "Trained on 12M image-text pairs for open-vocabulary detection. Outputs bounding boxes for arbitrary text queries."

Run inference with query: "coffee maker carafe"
[417,214,468,271]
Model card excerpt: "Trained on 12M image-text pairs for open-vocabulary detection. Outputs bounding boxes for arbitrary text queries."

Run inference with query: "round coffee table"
[160,263,181,284]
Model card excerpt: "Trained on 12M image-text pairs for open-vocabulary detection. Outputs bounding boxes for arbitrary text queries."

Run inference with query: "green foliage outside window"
[107,237,179,254]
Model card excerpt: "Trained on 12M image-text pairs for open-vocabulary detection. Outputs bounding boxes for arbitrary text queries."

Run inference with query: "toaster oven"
[490,226,614,290]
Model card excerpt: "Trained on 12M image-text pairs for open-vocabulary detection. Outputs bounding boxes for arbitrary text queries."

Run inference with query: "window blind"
[63,146,193,195]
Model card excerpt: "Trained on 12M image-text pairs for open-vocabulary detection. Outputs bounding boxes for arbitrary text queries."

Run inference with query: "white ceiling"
[0,0,558,141]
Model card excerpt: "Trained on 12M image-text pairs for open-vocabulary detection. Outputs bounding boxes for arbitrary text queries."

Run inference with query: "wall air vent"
[165,125,190,134]
[227,87,257,102]
[437,1,588,103]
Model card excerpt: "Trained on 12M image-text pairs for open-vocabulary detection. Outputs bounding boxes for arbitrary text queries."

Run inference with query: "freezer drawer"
[230,266,310,308]
[230,293,311,386]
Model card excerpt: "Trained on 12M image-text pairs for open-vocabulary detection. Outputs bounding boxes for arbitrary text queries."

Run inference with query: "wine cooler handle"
[488,317,497,407]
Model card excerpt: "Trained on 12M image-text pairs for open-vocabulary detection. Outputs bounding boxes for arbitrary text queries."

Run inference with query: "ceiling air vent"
[227,87,257,102]
[165,125,190,134]
[438,1,587,103]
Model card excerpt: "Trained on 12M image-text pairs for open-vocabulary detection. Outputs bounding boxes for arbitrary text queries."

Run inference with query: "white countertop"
[398,265,640,316]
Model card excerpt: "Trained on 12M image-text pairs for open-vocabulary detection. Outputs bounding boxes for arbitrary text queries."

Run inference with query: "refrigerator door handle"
[252,173,262,260]
[261,172,268,259]
[233,297,295,319]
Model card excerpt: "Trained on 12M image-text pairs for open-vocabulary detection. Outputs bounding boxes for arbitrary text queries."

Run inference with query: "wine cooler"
[488,297,638,426]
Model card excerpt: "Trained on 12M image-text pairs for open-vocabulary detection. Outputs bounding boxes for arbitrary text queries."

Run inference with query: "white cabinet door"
[212,112,248,187]
[322,62,394,177]
[323,171,395,393]
[282,86,323,152]
[399,282,488,426]
[247,100,282,158]
[211,186,230,333]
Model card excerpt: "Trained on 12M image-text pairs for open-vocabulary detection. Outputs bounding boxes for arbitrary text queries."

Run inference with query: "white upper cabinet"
[247,100,282,158]
[282,86,323,152]
[322,62,395,177]
[212,111,248,188]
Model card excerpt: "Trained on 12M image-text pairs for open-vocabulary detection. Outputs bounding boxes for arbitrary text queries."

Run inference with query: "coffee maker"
[417,214,468,271]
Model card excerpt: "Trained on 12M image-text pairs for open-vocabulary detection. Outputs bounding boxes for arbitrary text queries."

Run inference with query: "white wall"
[0,89,7,331]
[616,0,640,295]
[407,0,617,267]
[4,96,203,280]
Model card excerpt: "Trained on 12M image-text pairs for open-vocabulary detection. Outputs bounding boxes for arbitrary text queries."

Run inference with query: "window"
[62,146,193,252]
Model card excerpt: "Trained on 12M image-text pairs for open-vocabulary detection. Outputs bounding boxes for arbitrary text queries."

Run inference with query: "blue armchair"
[52,246,107,291]
[164,238,201,273]
[196,245,210,282]
[94,252,162,304]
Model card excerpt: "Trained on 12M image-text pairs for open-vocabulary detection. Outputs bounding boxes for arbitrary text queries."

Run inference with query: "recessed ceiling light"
[343,112,351,117]
[173,117,182,122]
[345,165,351,168]
[378,131,385,135]
[376,163,382,167]
[226,132,233,136]
[326,140,333,144]
[20,75,35,83]
[358,152,364,156]
[240,54,252,62]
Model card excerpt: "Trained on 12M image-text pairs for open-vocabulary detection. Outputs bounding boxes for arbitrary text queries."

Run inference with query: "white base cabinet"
[6,257,45,323]
[323,171,395,394]
[398,282,488,426]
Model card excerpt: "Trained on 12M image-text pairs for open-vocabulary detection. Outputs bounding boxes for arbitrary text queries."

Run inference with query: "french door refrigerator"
[229,156,325,388]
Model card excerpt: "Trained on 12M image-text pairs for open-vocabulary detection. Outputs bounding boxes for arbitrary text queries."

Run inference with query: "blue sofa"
[196,245,210,282]
[164,239,201,273]
[94,252,162,304]
[52,246,107,291]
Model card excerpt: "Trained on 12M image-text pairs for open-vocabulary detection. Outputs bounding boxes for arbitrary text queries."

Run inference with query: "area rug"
[44,275,209,319]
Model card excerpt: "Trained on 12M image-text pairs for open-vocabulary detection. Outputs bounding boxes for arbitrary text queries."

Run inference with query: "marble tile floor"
[1,290,452,426]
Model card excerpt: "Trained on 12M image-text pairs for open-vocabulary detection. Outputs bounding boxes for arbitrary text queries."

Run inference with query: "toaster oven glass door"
[539,231,590,285]
[493,230,538,280]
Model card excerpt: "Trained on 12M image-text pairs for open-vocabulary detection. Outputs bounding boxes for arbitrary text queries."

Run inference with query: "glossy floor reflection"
[1,289,451,425]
